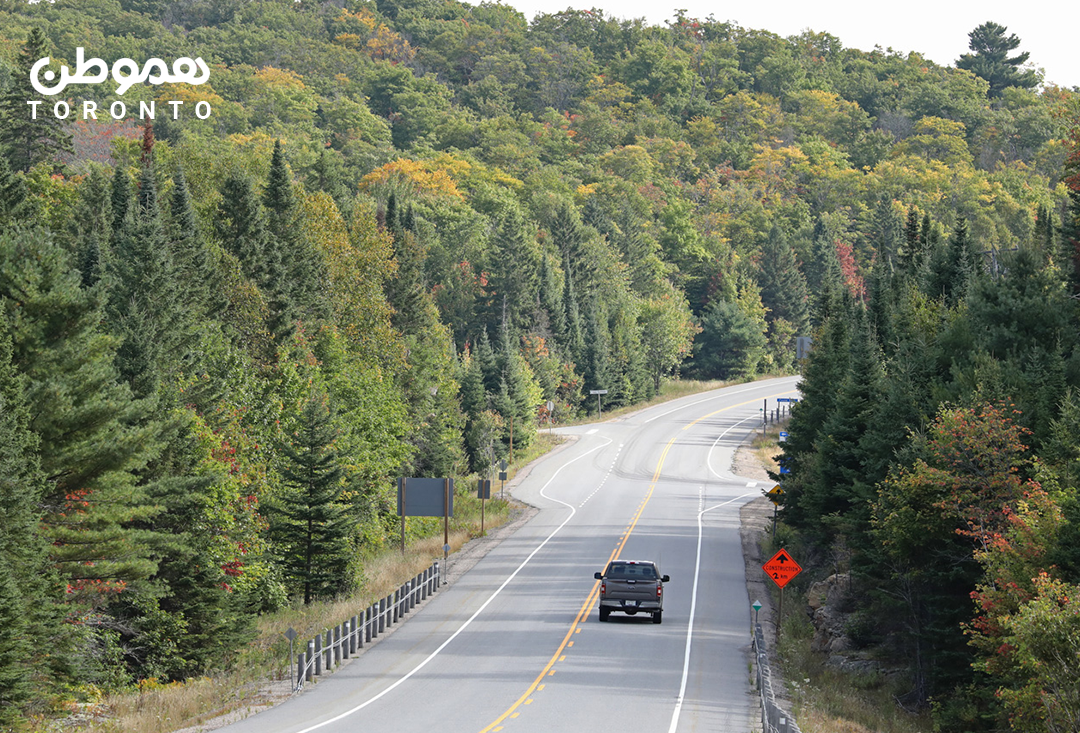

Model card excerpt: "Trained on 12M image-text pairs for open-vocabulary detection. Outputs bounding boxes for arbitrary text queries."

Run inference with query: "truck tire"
[652,611,662,624]
[599,607,610,622]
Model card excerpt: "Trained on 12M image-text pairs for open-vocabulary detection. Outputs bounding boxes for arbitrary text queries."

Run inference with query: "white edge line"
[669,408,770,733]
[294,437,613,733]
[706,414,761,481]
[668,489,758,733]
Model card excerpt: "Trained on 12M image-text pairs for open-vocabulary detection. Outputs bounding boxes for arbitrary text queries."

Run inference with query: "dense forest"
[0,0,1077,730]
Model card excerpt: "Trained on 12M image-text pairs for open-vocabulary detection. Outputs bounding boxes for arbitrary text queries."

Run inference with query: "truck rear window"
[608,564,657,579]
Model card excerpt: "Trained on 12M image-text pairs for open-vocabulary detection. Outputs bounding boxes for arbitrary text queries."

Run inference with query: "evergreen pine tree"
[957,21,1039,98]
[216,172,272,287]
[868,197,903,272]
[1033,203,1056,259]
[690,298,766,380]
[1059,183,1080,296]
[757,225,810,333]
[804,218,845,314]
[944,217,977,307]
[549,201,595,293]
[474,327,500,395]
[801,310,884,546]
[0,28,72,172]
[268,392,351,604]
[0,226,161,592]
[777,295,851,528]
[0,154,30,227]
[111,164,133,235]
[899,207,921,277]
[538,253,564,342]
[583,300,613,399]
[71,167,111,289]
[383,193,429,335]
[0,333,41,724]
[559,254,586,367]
[169,167,222,321]
[458,347,490,472]
[263,140,329,335]
[485,206,541,334]
[106,165,180,398]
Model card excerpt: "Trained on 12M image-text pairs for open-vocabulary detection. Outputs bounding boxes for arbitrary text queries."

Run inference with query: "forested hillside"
[0,0,1077,730]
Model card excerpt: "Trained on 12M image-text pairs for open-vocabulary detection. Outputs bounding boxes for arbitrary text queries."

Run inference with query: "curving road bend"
[217,375,801,733]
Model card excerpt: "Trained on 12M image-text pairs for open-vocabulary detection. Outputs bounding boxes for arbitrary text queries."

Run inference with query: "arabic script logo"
[31,47,210,96]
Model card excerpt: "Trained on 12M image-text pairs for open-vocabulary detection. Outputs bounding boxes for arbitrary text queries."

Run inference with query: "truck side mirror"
[661,575,670,583]
[594,572,603,580]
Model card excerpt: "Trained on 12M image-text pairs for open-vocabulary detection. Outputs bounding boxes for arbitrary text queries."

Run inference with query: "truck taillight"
[657,584,663,598]
[600,581,606,595]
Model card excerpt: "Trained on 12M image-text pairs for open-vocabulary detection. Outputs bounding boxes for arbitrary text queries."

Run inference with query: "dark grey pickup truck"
[594,560,669,623]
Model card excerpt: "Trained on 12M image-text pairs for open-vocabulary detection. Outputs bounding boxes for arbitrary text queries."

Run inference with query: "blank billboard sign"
[397,477,454,517]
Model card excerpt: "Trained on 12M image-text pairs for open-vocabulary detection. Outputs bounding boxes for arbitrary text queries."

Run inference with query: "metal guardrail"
[293,561,441,691]
[753,623,801,733]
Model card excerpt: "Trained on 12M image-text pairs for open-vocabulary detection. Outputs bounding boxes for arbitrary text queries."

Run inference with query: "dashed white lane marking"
[579,443,621,507]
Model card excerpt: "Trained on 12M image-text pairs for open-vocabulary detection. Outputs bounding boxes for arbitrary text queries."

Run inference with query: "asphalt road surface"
[217,375,801,733]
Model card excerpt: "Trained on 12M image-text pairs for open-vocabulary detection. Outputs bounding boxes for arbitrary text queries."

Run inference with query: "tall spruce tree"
[170,167,222,322]
[802,309,884,546]
[776,289,852,529]
[0,332,43,724]
[485,206,541,334]
[756,225,810,334]
[0,28,72,172]
[383,193,429,335]
[559,254,586,367]
[804,218,845,323]
[106,165,182,398]
[268,392,351,604]
[217,172,272,287]
[0,226,160,594]
[263,140,328,336]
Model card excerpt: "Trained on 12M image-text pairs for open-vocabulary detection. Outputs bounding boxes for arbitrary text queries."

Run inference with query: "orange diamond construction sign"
[762,548,802,589]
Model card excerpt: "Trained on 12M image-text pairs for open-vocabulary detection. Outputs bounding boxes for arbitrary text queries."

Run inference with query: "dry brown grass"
[750,422,786,478]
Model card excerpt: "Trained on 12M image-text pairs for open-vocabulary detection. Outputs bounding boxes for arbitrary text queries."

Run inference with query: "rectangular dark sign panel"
[397,477,454,517]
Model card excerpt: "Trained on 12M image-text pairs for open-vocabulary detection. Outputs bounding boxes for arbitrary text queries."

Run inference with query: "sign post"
[589,389,608,418]
[443,478,450,561]
[766,485,784,537]
[477,479,491,534]
[762,548,802,641]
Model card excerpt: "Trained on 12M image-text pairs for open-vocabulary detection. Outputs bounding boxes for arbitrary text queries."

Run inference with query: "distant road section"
[217,375,801,733]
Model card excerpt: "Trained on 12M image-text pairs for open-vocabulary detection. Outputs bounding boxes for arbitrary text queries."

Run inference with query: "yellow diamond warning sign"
[762,548,802,589]
[766,485,784,505]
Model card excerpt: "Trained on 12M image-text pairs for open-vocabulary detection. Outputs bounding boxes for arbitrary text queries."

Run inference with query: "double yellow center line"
[479,389,795,732]
[479,439,677,732]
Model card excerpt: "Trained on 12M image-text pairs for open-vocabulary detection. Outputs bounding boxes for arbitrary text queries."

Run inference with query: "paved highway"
[218,375,801,733]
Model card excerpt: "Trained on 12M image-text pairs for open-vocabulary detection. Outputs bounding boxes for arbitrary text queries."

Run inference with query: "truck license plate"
[625,600,637,607]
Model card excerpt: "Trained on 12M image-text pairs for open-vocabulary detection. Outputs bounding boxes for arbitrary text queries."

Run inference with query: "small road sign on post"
[765,485,784,537]
[762,548,802,643]
[762,548,802,588]
[589,389,608,417]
